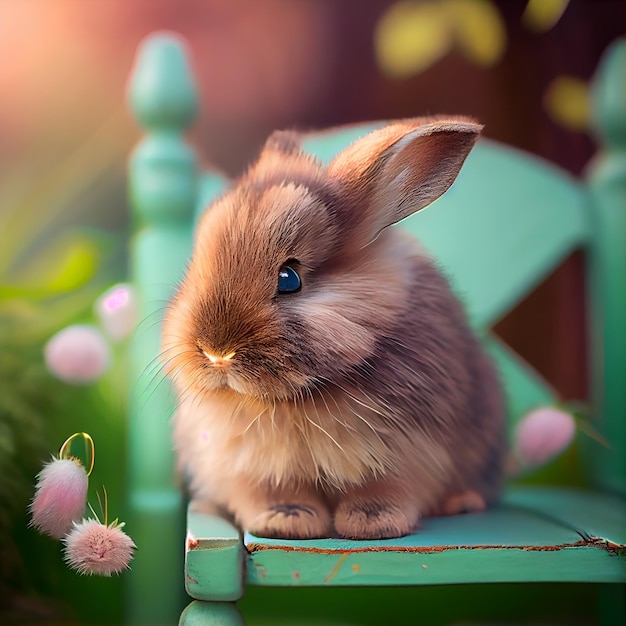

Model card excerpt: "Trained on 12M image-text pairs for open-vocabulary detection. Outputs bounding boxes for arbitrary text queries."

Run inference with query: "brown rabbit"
[162,117,506,540]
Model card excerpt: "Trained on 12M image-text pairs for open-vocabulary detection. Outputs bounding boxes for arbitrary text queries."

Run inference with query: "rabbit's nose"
[203,350,236,368]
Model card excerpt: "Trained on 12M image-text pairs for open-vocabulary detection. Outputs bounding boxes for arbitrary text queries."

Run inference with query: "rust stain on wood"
[246,537,625,556]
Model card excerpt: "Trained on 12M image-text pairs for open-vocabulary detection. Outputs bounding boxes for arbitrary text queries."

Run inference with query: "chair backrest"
[124,31,625,624]
[126,33,626,602]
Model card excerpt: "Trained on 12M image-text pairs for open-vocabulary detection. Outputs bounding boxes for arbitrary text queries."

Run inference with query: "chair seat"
[185,486,626,602]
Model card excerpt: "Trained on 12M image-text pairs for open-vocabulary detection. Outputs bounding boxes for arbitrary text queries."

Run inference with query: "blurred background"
[0,0,624,624]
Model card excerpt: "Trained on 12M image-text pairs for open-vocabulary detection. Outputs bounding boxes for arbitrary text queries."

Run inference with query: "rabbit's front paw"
[247,502,332,539]
[334,499,419,540]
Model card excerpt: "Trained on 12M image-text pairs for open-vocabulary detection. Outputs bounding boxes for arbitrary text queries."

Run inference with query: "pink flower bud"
[63,519,136,576]
[514,407,576,468]
[29,458,88,539]
[44,325,111,384]
[94,283,138,342]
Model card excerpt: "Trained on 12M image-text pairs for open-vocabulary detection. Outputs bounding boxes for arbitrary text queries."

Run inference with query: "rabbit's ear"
[261,129,302,155]
[327,118,481,239]
[250,129,325,188]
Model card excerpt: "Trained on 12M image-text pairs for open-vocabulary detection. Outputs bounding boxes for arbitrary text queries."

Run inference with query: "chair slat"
[401,140,589,328]
[241,487,626,588]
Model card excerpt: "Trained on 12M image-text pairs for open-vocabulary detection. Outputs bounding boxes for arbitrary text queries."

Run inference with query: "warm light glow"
[522,0,570,33]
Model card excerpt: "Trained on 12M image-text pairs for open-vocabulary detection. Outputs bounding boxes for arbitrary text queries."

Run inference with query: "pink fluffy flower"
[44,324,111,384]
[514,407,576,468]
[63,519,136,576]
[94,283,138,342]
[29,458,88,539]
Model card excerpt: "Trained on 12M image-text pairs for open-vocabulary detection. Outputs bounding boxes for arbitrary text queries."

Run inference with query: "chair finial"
[128,32,198,130]
[590,38,626,150]
[128,32,199,224]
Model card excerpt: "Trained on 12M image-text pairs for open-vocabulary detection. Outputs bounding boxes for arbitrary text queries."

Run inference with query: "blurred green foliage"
[0,264,134,625]
[0,115,130,621]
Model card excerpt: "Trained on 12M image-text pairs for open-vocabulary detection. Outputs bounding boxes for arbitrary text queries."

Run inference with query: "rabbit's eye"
[277,264,301,294]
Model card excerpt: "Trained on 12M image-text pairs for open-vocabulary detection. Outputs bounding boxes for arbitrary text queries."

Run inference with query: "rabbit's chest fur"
[173,386,452,499]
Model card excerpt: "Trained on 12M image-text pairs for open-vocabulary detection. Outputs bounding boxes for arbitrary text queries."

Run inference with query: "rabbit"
[161,117,506,540]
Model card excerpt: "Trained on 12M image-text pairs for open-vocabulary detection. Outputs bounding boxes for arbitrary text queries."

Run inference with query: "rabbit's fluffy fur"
[162,118,506,539]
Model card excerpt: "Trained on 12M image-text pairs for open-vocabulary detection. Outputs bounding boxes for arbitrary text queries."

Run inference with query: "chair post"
[587,40,626,625]
[126,33,199,624]
[585,38,626,498]
[179,601,245,626]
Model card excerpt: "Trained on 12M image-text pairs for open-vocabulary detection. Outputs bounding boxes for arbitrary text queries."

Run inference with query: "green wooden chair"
[126,33,626,626]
